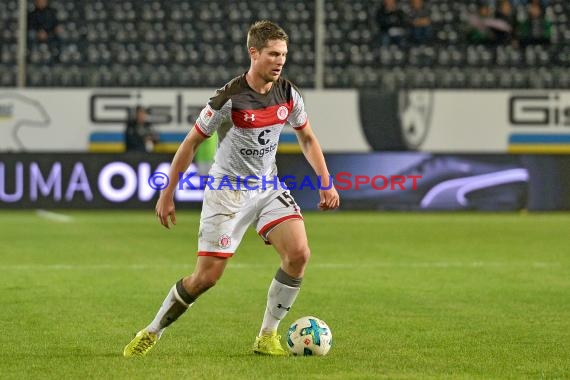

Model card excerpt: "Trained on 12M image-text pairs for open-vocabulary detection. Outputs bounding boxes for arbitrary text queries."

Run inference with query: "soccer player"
[123,20,340,357]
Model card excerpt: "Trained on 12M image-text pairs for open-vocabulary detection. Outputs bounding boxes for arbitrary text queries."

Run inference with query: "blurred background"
[1,0,569,211]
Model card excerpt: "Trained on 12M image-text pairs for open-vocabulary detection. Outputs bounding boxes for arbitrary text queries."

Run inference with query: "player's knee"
[284,244,310,270]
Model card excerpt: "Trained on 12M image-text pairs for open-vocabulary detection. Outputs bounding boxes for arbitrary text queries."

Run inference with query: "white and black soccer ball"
[286,316,332,356]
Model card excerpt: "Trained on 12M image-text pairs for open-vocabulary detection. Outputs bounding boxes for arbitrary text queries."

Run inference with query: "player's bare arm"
[295,121,340,211]
[156,127,207,229]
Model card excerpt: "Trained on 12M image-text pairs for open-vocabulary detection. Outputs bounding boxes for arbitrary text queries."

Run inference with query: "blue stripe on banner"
[158,132,186,142]
[509,134,570,143]
[90,132,123,142]
[90,132,187,143]
[279,134,297,143]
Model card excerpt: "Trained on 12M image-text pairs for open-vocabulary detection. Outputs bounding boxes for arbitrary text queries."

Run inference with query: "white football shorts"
[197,187,303,258]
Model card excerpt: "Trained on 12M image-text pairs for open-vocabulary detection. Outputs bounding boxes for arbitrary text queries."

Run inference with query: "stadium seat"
[0,65,17,86]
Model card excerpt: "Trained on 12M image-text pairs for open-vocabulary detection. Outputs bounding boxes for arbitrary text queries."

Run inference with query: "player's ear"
[248,46,258,59]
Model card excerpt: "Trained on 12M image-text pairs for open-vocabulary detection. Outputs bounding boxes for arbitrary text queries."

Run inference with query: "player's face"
[252,39,288,82]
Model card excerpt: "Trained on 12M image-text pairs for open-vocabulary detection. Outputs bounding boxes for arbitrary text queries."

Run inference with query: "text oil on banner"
[396,90,570,153]
[0,154,203,209]
[0,89,369,153]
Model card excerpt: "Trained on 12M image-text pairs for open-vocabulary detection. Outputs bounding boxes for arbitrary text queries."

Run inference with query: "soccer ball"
[286,316,332,356]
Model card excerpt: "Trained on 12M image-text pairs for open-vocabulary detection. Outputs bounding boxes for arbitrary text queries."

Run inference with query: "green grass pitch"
[1,210,569,379]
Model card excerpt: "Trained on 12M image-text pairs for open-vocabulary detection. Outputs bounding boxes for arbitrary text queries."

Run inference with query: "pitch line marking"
[0,262,560,271]
[35,209,74,223]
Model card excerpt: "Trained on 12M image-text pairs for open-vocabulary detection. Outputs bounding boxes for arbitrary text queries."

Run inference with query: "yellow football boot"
[253,332,289,356]
[123,330,158,357]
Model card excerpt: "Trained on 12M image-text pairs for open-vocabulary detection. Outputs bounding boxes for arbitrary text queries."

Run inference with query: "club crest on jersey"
[218,234,231,249]
[244,113,255,122]
[277,105,289,121]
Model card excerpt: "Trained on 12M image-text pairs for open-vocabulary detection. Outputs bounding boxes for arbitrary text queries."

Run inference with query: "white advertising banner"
[0,88,370,153]
[399,90,570,153]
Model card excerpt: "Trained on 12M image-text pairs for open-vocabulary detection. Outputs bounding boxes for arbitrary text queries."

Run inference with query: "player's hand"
[318,187,340,211]
[155,193,177,229]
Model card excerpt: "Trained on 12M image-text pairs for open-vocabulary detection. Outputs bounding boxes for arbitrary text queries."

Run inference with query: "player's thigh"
[256,189,308,258]
[267,218,309,259]
[268,218,310,277]
[256,189,303,241]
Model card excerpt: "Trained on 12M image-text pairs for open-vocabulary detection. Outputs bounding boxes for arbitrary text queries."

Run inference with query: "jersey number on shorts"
[276,191,297,208]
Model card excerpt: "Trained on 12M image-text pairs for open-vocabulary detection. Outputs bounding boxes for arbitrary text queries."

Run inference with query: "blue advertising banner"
[276,153,570,211]
[2,153,569,211]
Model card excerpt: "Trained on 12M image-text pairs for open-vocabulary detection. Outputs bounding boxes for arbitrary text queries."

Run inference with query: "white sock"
[259,278,300,336]
[146,284,192,338]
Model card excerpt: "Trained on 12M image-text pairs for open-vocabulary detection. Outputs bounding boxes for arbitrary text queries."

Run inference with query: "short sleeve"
[194,99,231,138]
[287,87,308,130]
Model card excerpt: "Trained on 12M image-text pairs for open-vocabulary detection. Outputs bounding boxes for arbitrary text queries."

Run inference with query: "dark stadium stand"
[2,0,569,88]
[324,0,569,88]
[20,0,315,87]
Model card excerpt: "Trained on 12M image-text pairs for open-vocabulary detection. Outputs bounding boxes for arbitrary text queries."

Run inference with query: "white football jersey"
[194,74,308,185]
